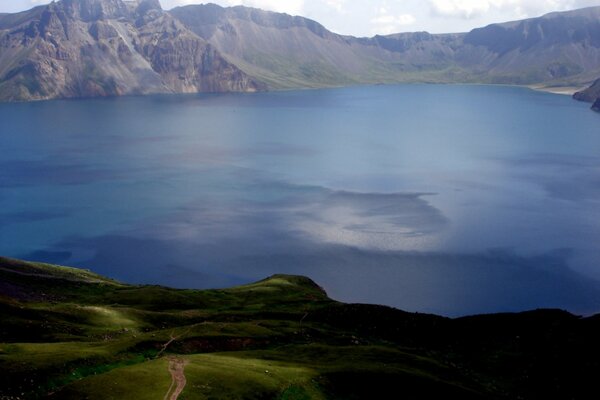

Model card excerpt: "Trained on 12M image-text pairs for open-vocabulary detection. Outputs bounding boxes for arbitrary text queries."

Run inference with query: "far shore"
[528,85,585,96]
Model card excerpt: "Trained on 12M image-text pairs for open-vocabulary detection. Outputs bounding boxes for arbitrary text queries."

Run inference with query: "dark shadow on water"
[24,235,600,317]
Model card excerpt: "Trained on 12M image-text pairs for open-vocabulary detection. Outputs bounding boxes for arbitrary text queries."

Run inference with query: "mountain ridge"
[0,0,264,101]
[172,3,600,90]
[1,0,600,101]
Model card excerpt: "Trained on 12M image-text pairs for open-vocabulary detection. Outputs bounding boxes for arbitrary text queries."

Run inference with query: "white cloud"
[324,0,346,12]
[428,0,600,20]
[370,7,416,34]
[4,0,600,37]
[428,0,514,19]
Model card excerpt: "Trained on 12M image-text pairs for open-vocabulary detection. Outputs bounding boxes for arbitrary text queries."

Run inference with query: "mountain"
[171,4,600,89]
[459,7,600,85]
[2,255,600,399]
[2,1,600,101]
[169,4,460,88]
[0,0,263,101]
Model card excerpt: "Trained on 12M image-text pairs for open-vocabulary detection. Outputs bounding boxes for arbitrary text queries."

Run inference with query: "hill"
[1,256,600,399]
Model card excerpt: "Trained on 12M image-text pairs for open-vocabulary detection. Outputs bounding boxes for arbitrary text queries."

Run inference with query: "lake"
[1,84,599,316]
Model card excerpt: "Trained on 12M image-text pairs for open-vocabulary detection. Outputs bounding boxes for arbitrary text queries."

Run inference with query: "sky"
[2,0,600,36]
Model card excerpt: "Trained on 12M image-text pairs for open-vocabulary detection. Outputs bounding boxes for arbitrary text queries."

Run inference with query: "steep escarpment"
[2,1,600,101]
[574,78,600,101]
[461,7,600,84]
[170,4,397,88]
[0,0,264,101]
[172,4,600,90]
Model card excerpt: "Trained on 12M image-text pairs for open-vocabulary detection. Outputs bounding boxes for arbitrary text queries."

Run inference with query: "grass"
[1,256,600,399]
[180,353,324,400]
[53,358,171,400]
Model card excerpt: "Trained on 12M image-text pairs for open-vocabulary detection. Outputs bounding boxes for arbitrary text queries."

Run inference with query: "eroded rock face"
[61,0,132,22]
[0,0,265,101]
[171,4,600,89]
[135,8,264,93]
[573,78,600,112]
[574,78,600,103]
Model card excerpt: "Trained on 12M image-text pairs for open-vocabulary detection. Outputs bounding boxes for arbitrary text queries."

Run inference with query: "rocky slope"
[574,78,600,100]
[0,0,264,101]
[574,78,600,112]
[172,4,600,89]
[2,1,600,101]
[460,7,600,85]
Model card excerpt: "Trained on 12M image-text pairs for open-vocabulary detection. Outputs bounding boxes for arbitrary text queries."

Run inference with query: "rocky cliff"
[461,7,600,84]
[172,4,600,90]
[0,0,264,101]
[574,78,600,112]
[2,1,600,101]
[574,78,600,101]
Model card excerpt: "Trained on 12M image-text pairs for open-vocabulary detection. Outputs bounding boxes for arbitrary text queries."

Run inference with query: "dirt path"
[156,329,191,358]
[163,357,187,400]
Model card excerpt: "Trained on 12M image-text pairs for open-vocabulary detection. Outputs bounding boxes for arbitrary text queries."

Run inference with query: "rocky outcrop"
[0,0,264,101]
[574,78,600,102]
[573,78,600,112]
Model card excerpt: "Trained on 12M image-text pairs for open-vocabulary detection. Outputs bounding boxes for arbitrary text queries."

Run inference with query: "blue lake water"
[1,84,600,316]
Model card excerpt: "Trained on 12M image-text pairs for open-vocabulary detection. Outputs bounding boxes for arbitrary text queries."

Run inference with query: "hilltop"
[1,256,600,399]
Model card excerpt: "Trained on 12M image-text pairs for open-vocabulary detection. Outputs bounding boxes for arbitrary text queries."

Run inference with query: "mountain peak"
[56,0,132,21]
[130,0,162,14]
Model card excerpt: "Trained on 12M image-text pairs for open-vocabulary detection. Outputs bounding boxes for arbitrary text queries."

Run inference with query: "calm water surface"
[1,84,599,316]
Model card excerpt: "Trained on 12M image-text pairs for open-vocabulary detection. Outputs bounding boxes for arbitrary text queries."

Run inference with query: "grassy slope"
[1,256,599,399]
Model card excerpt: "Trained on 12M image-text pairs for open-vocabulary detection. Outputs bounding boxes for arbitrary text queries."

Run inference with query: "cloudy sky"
[3,0,600,36]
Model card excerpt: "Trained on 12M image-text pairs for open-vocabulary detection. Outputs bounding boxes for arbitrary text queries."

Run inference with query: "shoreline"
[527,84,584,96]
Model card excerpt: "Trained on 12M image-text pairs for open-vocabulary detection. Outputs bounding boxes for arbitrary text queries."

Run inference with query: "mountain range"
[1,0,600,102]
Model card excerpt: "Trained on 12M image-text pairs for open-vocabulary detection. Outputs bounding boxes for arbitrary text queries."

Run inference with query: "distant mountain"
[1,1,600,101]
[169,4,458,88]
[0,0,263,101]
[172,4,600,89]
[460,7,600,84]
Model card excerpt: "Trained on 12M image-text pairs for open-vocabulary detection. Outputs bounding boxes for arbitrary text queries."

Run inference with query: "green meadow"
[1,256,599,399]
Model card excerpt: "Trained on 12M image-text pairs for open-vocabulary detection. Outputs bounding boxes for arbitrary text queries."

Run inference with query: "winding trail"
[164,357,187,400]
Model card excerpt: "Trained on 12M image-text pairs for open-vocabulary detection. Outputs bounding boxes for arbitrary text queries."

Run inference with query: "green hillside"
[1,256,599,399]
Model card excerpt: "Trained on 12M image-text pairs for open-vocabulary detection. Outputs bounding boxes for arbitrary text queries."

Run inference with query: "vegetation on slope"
[1,256,599,399]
